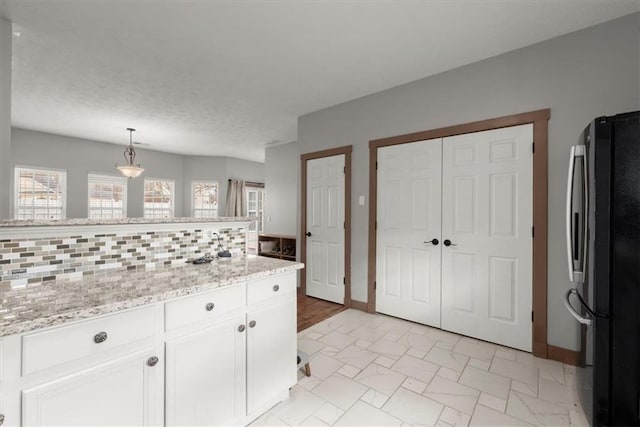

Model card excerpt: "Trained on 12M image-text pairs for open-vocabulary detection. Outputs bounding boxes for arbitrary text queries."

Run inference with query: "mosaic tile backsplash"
[0,227,246,289]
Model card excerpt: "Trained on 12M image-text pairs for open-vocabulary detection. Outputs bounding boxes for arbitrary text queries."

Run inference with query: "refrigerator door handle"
[566,146,577,282]
[566,145,587,283]
[564,288,592,326]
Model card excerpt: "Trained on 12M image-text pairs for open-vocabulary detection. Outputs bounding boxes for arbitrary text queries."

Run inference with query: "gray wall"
[11,128,264,218]
[0,19,11,218]
[182,156,265,216]
[297,13,640,351]
[264,142,298,236]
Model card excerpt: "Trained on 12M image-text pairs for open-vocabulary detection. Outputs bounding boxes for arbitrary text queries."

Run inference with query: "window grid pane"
[88,174,127,219]
[144,179,175,218]
[15,167,66,220]
[191,181,218,218]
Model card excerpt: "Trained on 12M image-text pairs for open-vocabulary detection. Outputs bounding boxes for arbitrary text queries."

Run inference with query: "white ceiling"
[1,0,638,162]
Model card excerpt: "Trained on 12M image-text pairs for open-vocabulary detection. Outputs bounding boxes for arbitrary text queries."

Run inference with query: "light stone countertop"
[0,216,253,227]
[0,256,303,337]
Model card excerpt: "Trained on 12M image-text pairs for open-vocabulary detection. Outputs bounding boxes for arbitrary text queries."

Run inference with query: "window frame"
[87,173,128,219]
[143,177,176,219]
[14,165,67,220]
[246,184,266,233]
[191,180,219,218]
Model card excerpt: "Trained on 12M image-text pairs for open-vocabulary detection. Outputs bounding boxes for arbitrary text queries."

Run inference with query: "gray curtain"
[224,179,247,217]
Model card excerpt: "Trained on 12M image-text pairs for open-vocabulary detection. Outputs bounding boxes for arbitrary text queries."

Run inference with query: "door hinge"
[532,142,535,154]
[343,277,346,285]
[344,221,346,229]
[532,226,534,238]
[531,311,534,322]
[376,161,378,170]
[375,221,378,231]
[374,281,377,290]
[343,166,346,174]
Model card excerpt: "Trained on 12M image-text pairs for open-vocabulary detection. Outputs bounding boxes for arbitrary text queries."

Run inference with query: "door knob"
[424,239,439,245]
[147,356,159,367]
[443,239,457,247]
[305,232,312,237]
[249,320,257,328]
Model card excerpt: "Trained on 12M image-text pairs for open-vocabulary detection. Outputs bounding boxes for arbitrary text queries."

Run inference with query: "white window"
[144,178,175,218]
[14,166,66,220]
[246,186,265,233]
[191,181,219,218]
[88,174,128,219]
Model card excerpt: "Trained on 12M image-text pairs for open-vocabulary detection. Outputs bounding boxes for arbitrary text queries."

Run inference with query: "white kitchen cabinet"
[246,272,297,417]
[21,350,160,426]
[165,316,246,426]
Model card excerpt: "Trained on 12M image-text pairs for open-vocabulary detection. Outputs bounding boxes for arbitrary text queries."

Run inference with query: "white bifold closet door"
[306,154,345,304]
[441,124,533,351]
[375,124,533,351]
[376,139,442,327]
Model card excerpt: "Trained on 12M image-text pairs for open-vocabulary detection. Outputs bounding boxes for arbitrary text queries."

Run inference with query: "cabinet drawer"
[247,272,296,306]
[164,284,243,332]
[22,306,155,376]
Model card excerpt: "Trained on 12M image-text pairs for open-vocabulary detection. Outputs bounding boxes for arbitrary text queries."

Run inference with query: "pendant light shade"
[116,128,144,178]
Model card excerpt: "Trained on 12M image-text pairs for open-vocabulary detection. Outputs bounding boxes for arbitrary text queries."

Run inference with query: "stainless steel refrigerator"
[564,111,639,426]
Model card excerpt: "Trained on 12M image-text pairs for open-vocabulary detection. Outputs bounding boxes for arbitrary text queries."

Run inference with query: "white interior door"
[376,139,442,327]
[306,155,345,304]
[441,124,533,351]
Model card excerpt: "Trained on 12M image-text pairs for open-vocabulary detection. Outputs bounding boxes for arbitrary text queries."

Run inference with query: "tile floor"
[252,309,589,426]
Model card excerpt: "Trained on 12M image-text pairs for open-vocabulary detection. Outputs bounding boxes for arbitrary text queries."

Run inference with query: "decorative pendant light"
[116,127,144,178]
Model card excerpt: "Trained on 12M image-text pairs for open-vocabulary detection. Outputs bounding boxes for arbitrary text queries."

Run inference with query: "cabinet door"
[22,351,159,426]
[246,297,297,415]
[165,316,246,426]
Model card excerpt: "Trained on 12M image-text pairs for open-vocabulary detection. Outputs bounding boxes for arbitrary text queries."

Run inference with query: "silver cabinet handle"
[238,324,246,332]
[205,302,215,311]
[147,356,159,367]
[94,331,108,344]
[249,320,256,328]
[273,284,280,292]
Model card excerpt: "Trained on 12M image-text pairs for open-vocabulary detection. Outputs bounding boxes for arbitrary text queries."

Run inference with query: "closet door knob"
[249,320,257,328]
[238,324,246,332]
[443,239,457,247]
[306,232,312,237]
[424,239,439,245]
[147,356,159,367]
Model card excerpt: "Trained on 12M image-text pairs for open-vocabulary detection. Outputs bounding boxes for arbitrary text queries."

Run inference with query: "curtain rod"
[228,179,264,188]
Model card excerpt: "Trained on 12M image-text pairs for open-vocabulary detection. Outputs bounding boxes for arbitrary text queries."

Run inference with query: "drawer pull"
[249,320,257,328]
[273,284,280,292]
[93,331,108,344]
[238,324,246,332]
[205,302,215,311]
[147,356,159,367]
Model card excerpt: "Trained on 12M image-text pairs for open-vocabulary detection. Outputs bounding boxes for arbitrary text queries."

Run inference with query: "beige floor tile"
[506,390,570,426]
[349,325,389,342]
[401,377,428,394]
[398,332,438,354]
[569,408,590,426]
[453,339,496,361]
[271,387,326,425]
[478,392,507,413]
[470,404,532,426]
[319,331,357,350]
[314,401,344,425]
[298,375,322,391]
[538,377,579,405]
[467,358,491,371]
[459,366,511,399]
[335,401,402,426]
[439,406,472,427]
[368,338,408,359]
[375,355,396,368]
[406,347,428,359]
[312,374,368,411]
[335,344,379,369]
[320,345,341,358]
[437,367,462,382]
[305,331,324,341]
[424,376,480,415]
[310,353,344,379]
[511,379,538,398]
[298,338,326,356]
[426,347,470,372]
[391,354,439,383]
[516,352,565,385]
[355,339,372,348]
[355,363,406,396]
[495,348,518,361]
[300,415,329,426]
[490,357,538,388]
[249,411,289,426]
[337,364,361,379]
[360,388,390,408]
[383,387,444,425]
